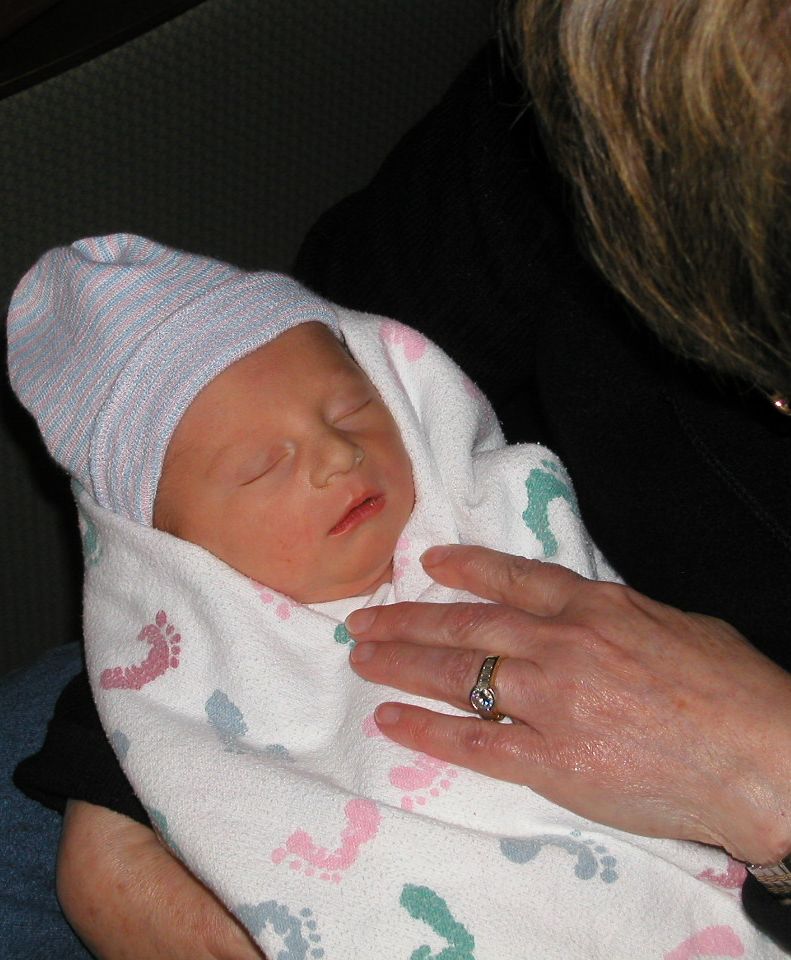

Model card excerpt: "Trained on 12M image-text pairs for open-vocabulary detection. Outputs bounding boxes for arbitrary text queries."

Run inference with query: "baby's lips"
[328,490,382,535]
[328,490,383,536]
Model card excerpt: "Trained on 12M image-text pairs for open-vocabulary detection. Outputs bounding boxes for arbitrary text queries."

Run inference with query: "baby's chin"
[278,559,395,605]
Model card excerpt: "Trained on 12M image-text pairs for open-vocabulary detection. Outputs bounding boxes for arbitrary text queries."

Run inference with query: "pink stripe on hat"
[7,234,340,524]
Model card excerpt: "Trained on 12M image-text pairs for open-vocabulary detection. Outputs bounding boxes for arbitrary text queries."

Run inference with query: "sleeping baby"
[7,234,780,960]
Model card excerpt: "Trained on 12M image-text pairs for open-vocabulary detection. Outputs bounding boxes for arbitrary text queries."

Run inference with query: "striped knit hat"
[7,233,340,525]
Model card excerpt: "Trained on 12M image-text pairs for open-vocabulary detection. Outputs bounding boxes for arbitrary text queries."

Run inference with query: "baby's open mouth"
[329,495,385,536]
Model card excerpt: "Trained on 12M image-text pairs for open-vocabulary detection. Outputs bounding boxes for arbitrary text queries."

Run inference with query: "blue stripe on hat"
[7,234,339,524]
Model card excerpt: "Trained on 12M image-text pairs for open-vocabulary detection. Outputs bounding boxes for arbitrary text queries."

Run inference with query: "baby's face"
[154,322,415,602]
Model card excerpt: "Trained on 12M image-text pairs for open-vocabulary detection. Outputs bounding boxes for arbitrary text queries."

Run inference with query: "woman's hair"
[504,0,791,398]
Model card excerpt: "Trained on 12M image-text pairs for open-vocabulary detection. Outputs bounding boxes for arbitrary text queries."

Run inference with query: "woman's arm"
[347,545,791,867]
[57,800,264,960]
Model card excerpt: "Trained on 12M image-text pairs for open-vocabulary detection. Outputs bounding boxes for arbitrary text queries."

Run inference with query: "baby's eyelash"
[337,398,372,420]
[239,469,269,486]
[328,394,367,419]
[238,450,288,485]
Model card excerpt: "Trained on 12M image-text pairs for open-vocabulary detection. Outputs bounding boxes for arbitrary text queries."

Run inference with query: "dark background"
[0,0,494,674]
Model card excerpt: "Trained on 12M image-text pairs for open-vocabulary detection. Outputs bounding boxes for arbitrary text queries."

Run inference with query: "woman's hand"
[57,800,264,960]
[347,545,791,866]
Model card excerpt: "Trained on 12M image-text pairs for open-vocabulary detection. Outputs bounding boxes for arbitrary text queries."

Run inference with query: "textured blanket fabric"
[79,312,778,958]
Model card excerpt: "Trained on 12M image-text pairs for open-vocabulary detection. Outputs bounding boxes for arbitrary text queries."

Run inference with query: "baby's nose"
[311,434,365,487]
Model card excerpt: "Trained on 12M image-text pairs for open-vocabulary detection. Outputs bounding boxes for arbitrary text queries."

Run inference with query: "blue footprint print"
[522,459,580,557]
[205,689,248,751]
[109,729,130,761]
[500,832,618,882]
[205,690,292,760]
[146,808,184,861]
[400,884,476,960]
[235,902,325,959]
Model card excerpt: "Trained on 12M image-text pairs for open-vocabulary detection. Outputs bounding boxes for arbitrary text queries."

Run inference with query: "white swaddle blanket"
[79,312,779,959]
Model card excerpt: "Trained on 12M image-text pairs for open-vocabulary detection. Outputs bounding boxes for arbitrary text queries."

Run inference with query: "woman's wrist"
[709,703,791,867]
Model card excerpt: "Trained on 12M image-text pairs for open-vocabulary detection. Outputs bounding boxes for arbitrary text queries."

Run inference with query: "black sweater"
[16,44,791,950]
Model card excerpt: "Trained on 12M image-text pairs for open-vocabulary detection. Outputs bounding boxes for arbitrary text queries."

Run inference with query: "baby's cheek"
[264,513,319,572]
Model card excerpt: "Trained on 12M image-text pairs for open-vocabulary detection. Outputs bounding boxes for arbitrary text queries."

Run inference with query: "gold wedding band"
[469,655,506,721]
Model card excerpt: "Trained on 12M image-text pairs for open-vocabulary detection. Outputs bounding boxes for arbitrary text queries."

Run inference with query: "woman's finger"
[371,702,550,786]
[346,599,544,652]
[350,640,545,718]
[421,544,587,615]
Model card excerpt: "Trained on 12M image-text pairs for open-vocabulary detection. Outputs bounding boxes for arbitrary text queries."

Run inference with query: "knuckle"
[384,601,419,634]
[457,716,498,755]
[573,626,616,665]
[593,580,632,607]
[502,555,541,594]
[500,556,581,613]
[575,580,635,629]
[439,602,491,640]
[443,647,482,695]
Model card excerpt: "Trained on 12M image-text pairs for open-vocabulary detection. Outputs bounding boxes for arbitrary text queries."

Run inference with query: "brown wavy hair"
[505,0,791,397]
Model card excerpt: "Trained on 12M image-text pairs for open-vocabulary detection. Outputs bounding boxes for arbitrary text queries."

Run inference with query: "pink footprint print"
[380,320,428,362]
[253,583,294,620]
[100,611,181,690]
[363,713,457,810]
[664,926,744,960]
[393,535,411,583]
[696,858,747,889]
[271,798,381,883]
[391,755,458,811]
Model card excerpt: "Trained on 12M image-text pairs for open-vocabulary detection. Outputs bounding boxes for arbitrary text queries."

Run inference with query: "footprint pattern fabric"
[400,884,476,960]
[500,832,619,883]
[80,312,781,958]
[235,901,326,959]
[99,610,181,691]
[522,459,580,557]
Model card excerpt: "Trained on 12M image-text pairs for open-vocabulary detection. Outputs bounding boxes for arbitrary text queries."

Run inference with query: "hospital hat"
[7,233,340,525]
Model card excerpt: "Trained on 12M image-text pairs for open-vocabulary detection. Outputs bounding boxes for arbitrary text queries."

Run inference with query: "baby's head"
[154,322,414,601]
[8,234,414,602]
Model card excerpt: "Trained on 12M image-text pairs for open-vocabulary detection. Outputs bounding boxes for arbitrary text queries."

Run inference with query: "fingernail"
[375,703,402,726]
[420,545,452,567]
[349,642,374,664]
[345,608,376,635]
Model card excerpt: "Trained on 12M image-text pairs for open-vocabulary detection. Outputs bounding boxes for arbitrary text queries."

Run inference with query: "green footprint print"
[400,884,476,960]
[522,459,579,557]
[334,623,354,647]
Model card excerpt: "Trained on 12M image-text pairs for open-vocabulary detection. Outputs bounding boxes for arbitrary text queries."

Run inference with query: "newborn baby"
[8,235,779,960]
[153,321,415,603]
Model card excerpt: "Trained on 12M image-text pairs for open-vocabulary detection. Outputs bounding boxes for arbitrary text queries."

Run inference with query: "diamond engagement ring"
[469,655,506,721]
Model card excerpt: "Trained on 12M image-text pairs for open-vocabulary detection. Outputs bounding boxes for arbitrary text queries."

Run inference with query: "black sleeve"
[294,42,590,448]
[14,670,149,826]
[742,875,791,952]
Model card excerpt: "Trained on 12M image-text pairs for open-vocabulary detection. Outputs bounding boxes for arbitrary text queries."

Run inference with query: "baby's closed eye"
[332,397,373,422]
[236,446,292,485]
